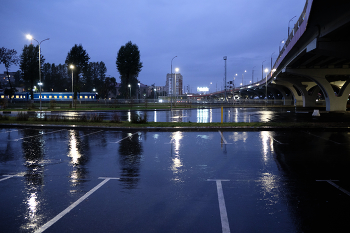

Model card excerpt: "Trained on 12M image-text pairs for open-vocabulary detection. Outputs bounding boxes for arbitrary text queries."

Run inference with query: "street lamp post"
[26,34,49,111]
[234,74,237,89]
[242,70,246,86]
[170,56,177,110]
[288,16,296,38]
[174,67,179,106]
[265,68,269,105]
[138,82,140,102]
[128,84,131,99]
[252,67,255,83]
[69,65,74,107]
[262,60,266,80]
[271,52,275,70]
[279,39,285,53]
[223,56,227,102]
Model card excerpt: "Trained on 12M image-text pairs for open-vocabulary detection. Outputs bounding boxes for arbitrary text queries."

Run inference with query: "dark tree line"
[2,41,144,100]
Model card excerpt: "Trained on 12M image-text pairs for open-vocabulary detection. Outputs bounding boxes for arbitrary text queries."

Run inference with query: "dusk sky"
[1,0,306,93]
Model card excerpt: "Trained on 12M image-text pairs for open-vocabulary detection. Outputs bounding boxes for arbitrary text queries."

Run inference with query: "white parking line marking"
[13,129,66,142]
[218,131,231,145]
[207,179,231,233]
[0,175,14,182]
[114,132,141,143]
[316,180,350,196]
[305,132,344,144]
[269,136,287,144]
[80,130,104,137]
[0,174,24,182]
[35,177,120,233]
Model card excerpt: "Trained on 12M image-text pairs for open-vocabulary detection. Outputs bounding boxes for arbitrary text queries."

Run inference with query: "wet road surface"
[26,107,290,123]
[1,128,350,232]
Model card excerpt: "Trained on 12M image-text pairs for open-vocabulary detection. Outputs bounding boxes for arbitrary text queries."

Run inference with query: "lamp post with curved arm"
[265,68,269,105]
[271,52,275,70]
[242,70,246,86]
[279,39,285,53]
[262,60,266,80]
[170,56,177,110]
[26,34,50,111]
[288,16,296,38]
[174,67,179,107]
[70,65,74,107]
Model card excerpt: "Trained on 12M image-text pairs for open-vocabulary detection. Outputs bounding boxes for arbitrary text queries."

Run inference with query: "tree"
[99,76,117,99]
[13,70,22,87]
[65,44,90,99]
[116,41,143,98]
[41,63,70,92]
[20,44,44,99]
[0,47,20,99]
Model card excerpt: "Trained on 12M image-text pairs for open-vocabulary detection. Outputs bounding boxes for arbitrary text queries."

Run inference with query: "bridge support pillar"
[311,77,349,111]
[274,80,303,107]
[271,84,293,105]
[285,69,350,111]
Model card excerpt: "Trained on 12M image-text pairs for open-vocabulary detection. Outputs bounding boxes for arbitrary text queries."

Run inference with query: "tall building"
[0,71,16,87]
[165,73,183,96]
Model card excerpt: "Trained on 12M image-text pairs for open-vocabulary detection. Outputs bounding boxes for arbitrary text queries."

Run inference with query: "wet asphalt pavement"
[1,126,350,232]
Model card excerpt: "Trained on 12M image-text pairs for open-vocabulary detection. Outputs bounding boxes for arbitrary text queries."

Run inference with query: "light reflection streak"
[260,111,273,122]
[229,132,248,142]
[68,131,81,165]
[209,109,213,122]
[170,131,183,174]
[257,173,280,208]
[197,109,209,123]
[260,131,273,162]
[235,108,238,123]
[154,110,157,122]
[21,190,44,231]
[127,111,131,122]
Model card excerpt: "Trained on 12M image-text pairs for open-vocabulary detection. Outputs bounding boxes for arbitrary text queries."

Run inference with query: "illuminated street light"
[242,70,246,86]
[170,56,177,110]
[175,67,179,106]
[26,34,50,111]
[70,65,74,107]
[288,16,296,37]
[271,52,275,70]
[265,68,269,105]
[138,82,140,100]
[279,39,285,53]
[233,74,237,89]
[128,84,131,99]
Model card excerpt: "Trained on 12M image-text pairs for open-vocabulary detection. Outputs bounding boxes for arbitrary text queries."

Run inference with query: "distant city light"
[197,87,209,92]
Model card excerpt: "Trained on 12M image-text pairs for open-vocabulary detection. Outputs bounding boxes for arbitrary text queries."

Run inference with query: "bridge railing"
[273,0,313,73]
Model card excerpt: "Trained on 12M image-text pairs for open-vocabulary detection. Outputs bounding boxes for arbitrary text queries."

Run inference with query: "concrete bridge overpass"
[215,0,350,111]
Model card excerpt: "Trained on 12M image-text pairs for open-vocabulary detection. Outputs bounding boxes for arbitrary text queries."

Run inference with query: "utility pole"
[223,56,227,102]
